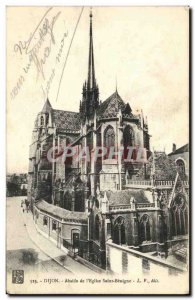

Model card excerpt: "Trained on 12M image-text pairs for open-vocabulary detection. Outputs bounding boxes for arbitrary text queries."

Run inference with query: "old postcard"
[6,6,190,295]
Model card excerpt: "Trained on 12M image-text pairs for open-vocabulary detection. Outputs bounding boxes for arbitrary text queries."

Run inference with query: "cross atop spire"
[115,76,118,93]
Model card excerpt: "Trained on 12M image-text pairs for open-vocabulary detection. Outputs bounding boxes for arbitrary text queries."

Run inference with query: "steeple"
[42,98,52,113]
[80,9,99,122]
[87,10,96,90]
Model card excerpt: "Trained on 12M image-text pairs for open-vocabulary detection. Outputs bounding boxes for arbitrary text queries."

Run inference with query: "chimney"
[172,143,176,153]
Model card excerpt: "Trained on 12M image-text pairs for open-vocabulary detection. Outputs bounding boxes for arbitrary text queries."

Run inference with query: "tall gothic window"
[40,116,44,126]
[95,214,100,240]
[65,138,73,171]
[104,125,115,148]
[123,125,135,160]
[176,159,185,175]
[63,191,72,211]
[46,114,49,125]
[171,194,188,236]
[140,214,151,243]
[75,190,85,212]
[123,125,134,147]
[113,217,126,245]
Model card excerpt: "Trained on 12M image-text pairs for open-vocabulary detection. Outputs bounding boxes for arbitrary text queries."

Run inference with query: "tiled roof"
[135,152,179,181]
[97,91,126,118]
[106,189,150,206]
[168,144,189,156]
[36,200,88,221]
[51,110,81,132]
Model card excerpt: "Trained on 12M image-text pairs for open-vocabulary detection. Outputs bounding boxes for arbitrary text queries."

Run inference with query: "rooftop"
[135,152,178,181]
[36,200,88,221]
[51,109,81,132]
[41,98,52,113]
[168,143,189,156]
[105,189,151,206]
[97,90,132,119]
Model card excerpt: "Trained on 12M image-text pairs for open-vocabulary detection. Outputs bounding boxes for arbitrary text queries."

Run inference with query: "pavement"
[7,197,96,275]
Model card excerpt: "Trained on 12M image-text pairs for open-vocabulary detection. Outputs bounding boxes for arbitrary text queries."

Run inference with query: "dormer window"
[40,116,44,126]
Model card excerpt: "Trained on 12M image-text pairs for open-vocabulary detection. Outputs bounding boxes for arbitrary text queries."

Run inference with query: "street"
[6,197,71,276]
[6,197,94,277]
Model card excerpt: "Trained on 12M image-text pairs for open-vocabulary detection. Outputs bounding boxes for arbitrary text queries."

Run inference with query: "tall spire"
[80,8,99,122]
[87,9,96,90]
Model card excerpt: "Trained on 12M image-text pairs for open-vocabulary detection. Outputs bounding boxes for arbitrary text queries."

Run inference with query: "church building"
[28,11,189,272]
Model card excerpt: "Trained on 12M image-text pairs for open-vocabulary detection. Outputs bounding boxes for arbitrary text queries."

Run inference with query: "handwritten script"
[10,7,68,100]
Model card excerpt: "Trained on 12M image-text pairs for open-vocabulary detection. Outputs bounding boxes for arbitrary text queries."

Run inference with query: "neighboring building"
[34,200,88,257]
[7,173,28,196]
[28,12,189,274]
[168,143,189,178]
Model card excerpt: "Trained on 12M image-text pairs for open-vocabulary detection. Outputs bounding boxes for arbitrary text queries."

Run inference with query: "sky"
[6,6,189,173]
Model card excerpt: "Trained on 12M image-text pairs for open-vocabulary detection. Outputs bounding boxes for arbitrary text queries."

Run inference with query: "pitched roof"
[36,200,88,221]
[97,91,126,118]
[106,189,150,206]
[135,152,179,181]
[168,144,189,156]
[51,110,81,132]
[42,98,52,113]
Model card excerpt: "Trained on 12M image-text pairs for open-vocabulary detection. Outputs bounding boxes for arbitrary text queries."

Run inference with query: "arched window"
[140,214,151,243]
[123,125,134,147]
[176,159,185,175]
[65,138,73,169]
[113,216,126,245]
[123,125,135,160]
[95,215,100,240]
[45,114,49,125]
[104,125,115,148]
[43,216,48,226]
[171,194,188,236]
[63,192,72,211]
[40,116,44,126]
